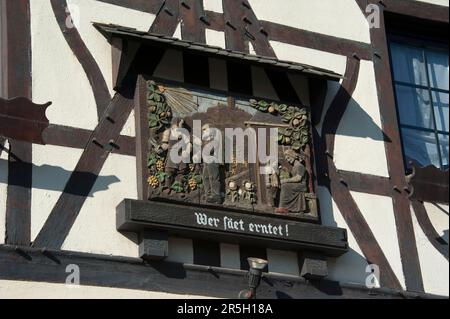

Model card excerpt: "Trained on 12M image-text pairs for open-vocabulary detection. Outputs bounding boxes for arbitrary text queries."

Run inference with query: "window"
[389,39,449,171]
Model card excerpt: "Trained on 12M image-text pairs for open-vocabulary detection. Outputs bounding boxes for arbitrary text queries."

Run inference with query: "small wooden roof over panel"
[94,22,343,82]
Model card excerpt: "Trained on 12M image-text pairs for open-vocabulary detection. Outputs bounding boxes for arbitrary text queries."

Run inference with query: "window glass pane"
[439,134,449,168]
[432,91,449,133]
[395,85,434,129]
[401,128,440,168]
[426,49,449,91]
[390,43,427,86]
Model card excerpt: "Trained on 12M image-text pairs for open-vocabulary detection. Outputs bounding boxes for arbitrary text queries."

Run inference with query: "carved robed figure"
[276,149,308,214]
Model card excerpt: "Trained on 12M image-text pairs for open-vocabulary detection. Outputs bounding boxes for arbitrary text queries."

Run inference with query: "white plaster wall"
[31,145,83,241]
[270,41,348,76]
[248,0,371,44]
[416,0,449,6]
[204,0,223,13]
[67,0,156,94]
[0,280,212,299]
[31,0,98,130]
[334,60,389,177]
[120,109,136,137]
[412,209,449,296]
[318,187,369,286]
[31,0,156,130]
[173,23,182,40]
[62,153,138,257]
[0,140,9,245]
[205,29,226,49]
[424,202,449,244]
[351,192,406,289]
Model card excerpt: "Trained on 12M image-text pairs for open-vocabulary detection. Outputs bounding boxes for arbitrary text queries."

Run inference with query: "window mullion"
[423,48,444,169]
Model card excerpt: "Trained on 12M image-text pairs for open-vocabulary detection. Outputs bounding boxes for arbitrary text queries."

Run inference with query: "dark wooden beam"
[116,199,349,257]
[3,0,33,246]
[407,164,449,204]
[6,142,32,246]
[260,20,373,61]
[318,57,403,290]
[50,0,111,120]
[358,2,425,293]
[43,124,135,156]
[337,170,392,197]
[33,72,138,249]
[148,0,180,34]
[95,0,374,60]
[134,76,150,201]
[223,0,275,57]
[205,10,224,32]
[180,0,206,43]
[0,97,50,145]
[0,245,443,299]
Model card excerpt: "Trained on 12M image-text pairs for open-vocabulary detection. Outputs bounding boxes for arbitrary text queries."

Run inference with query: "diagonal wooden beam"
[33,72,138,249]
[317,57,402,290]
[180,0,206,43]
[33,7,170,249]
[354,0,425,293]
[411,200,449,261]
[95,0,373,60]
[148,0,180,34]
[50,0,112,120]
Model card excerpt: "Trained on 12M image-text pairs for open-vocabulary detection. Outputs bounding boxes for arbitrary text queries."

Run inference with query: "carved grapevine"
[249,99,311,151]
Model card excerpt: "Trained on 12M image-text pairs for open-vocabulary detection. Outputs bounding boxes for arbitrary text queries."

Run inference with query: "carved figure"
[162,118,191,193]
[202,124,223,204]
[264,161,280,208]
[241,181,257,205]
[275,149,308,214]
[226,181,240,203]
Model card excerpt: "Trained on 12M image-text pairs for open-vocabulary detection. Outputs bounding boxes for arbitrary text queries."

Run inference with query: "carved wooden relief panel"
[141,80,319,222]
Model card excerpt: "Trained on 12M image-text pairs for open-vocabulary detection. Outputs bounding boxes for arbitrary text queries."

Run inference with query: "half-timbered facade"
[0,0,448,299]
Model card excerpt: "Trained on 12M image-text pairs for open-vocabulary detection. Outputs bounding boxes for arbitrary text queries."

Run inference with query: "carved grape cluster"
[148,176,159,188]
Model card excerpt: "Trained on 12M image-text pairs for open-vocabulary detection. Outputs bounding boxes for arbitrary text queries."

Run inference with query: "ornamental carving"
[145,80,318,220]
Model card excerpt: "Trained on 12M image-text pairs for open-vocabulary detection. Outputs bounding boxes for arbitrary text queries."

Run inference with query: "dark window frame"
[387,22,449,172]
